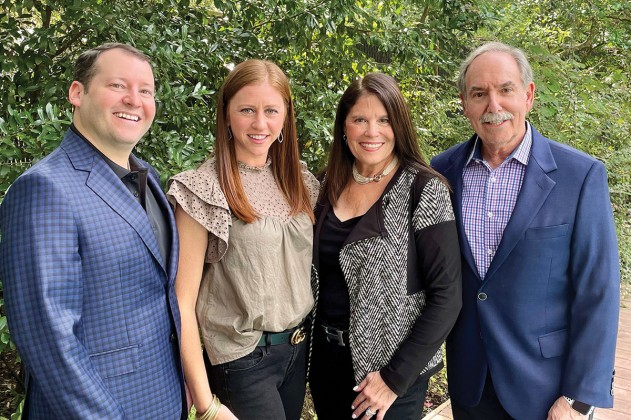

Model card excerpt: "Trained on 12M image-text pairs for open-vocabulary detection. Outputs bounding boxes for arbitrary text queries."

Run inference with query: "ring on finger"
[366,407,376,417]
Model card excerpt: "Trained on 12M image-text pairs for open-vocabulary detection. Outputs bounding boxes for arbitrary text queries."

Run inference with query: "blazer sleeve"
[562,161,619,406]
[380,176,462,395]
[0,172,125,418]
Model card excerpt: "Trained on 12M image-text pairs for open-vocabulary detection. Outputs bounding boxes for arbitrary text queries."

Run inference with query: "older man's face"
[461,51,535,158]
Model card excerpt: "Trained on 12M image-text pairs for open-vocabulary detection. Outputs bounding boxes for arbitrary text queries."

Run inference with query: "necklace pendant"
[351,155,399,185]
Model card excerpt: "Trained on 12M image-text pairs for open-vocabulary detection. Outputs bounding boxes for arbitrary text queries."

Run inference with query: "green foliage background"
[0,0,629,418]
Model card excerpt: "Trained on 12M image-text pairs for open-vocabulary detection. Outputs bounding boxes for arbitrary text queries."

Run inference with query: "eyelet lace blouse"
[167,156,319,364]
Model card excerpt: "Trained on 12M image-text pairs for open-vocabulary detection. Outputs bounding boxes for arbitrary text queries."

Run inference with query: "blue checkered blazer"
[0,130,184,419]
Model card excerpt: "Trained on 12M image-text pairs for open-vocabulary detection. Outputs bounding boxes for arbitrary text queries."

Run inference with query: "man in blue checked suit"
[432,42,619,419]
[0,43,186,418]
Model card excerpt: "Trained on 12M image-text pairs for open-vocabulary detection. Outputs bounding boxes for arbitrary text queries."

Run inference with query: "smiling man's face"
[461,51,535,162]
[69,47,156,162]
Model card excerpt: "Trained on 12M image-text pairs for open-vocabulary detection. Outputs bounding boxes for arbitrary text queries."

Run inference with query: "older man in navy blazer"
[432,42,619,419]
[0,44,185,418]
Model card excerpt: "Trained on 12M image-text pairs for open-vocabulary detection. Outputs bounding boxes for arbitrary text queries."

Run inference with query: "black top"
[317,208,361,330]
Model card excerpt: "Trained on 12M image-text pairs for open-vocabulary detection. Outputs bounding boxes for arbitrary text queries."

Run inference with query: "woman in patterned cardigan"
[309,73,462,420]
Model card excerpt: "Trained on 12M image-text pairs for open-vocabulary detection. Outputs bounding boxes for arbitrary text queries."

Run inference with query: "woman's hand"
[351,371,397,419]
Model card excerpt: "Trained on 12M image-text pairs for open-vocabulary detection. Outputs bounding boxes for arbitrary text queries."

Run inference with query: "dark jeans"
[309,322,428,419]
[205,339,307,420]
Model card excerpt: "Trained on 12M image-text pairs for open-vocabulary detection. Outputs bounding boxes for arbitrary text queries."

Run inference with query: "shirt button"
[487,211,493,218]
[487,248,493,256]
[490,177,497,183]
[478,292,488,301]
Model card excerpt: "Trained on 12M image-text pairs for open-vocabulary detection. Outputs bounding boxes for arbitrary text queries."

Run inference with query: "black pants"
[451,371,595,420]
[205,340,307,420]
[451,371,514,420]
[309,322,428,419]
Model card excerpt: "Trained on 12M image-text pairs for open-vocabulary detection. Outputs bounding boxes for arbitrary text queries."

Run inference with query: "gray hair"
[457,42,533,95]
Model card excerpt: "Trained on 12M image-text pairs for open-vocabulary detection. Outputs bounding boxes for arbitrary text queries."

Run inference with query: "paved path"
[423,299,631,420]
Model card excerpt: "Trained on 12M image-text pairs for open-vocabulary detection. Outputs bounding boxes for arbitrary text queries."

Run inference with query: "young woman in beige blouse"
[167,60,318,420]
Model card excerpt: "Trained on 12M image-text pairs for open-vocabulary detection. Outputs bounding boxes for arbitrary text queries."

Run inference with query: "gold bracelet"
[206,394,222,420]
[195,408,206,420]
[195,395,221,420]
[195,405,210,420]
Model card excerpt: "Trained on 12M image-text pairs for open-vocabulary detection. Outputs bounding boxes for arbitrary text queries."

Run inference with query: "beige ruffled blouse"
[167,157,319,364]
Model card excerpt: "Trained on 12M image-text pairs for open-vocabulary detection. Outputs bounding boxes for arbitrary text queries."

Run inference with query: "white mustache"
[480,112,514,124]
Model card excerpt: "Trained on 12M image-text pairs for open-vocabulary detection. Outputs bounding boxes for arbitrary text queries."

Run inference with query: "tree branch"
[605,14,631,23]
[32,1,52,29]
[53,29,91,59]
[420,4,430,24]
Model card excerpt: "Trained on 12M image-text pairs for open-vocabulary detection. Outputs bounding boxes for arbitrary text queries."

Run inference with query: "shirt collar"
[70,123,145,179]
[465,122,532,167]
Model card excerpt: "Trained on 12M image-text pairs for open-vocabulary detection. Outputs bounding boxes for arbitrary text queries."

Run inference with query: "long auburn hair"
[215,59,314,223]
[321,72,445,205]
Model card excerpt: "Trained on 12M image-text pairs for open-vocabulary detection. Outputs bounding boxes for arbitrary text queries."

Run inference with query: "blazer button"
[170,333,177,342]
[477,292,488,301]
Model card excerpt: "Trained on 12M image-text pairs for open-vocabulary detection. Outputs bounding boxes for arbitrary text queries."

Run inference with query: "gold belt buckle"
[290,327,306,345]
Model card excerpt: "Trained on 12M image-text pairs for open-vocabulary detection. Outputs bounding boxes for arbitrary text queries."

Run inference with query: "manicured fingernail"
[351,405,355,409]
[353,386,358,391]
[351,415,357,419]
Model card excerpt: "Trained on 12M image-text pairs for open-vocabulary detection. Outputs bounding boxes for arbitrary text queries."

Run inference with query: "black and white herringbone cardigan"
[311,165,462,396]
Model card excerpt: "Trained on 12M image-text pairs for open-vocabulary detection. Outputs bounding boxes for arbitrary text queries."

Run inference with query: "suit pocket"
[538,329,568,358]
[89,345,138,379]
[525,224,569,240]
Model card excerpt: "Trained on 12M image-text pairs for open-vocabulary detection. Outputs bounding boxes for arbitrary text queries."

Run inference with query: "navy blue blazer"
[432,125,619,419]
[0,130,184,418]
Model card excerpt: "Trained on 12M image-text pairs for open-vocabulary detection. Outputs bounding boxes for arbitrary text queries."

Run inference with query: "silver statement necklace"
[352,156,399,185]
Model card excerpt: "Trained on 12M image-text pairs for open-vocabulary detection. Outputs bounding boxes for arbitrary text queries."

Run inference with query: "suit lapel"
[62,130,166,275]
[447,139,479,279]
[87,162,166,272]
[147,169,178,281]
[484,128,557,281]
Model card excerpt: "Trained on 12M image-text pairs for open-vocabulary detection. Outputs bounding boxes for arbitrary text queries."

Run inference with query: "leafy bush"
[1,0,629,418]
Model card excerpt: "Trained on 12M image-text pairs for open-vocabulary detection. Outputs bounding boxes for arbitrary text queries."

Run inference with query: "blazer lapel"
[484,129,557,281]
[62,131,165,273]
[147,169,178,280]
[447,139,479,279]
[87,163,166,271]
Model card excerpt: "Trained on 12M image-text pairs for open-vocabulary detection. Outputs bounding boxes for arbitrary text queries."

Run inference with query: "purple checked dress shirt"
[462,123,532,279]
